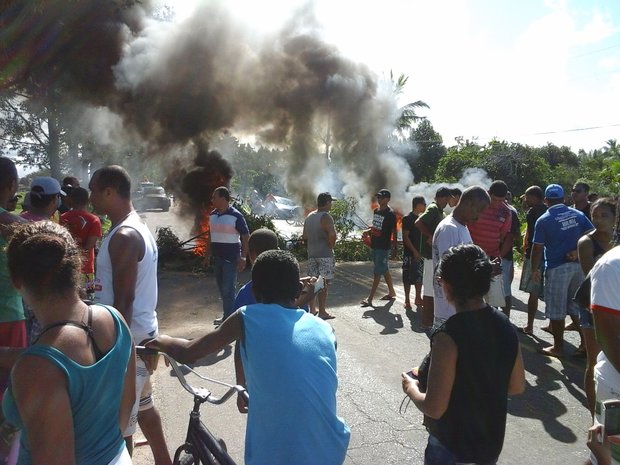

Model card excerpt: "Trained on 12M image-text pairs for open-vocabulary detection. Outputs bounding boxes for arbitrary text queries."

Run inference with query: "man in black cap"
[361,189,397,307]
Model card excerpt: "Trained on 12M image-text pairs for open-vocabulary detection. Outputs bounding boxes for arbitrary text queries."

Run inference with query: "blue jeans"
[213,256,238,320]
[424,435,497,465]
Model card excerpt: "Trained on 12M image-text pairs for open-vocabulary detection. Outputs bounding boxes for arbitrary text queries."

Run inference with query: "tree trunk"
[47,114,61,179]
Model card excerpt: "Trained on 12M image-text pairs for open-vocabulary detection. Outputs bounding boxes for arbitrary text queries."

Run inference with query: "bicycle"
[136,347,248,465]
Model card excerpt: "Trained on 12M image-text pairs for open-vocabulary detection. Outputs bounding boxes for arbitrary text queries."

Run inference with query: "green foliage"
[156,226,182,261]
[334,240,371,262]
[435,143,484,182]
[409,120,446,182]
[330,197,360,241]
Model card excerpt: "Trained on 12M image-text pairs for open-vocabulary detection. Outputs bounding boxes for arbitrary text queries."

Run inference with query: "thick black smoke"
[1,0,413,207]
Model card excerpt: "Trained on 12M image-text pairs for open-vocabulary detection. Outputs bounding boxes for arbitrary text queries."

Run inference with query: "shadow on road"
[507,331,587,444]
[361,300,404,335]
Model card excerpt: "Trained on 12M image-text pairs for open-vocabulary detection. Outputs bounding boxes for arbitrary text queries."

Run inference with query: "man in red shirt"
[60,187,102,296]
[467,181,512,309]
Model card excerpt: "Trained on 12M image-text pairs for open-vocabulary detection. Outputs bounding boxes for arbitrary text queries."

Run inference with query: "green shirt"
[0,208,24,323]
[417,202,445,259]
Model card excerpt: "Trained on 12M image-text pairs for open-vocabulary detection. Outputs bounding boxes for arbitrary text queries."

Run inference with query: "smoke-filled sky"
[5,0,618,210]
[173,0,620,152]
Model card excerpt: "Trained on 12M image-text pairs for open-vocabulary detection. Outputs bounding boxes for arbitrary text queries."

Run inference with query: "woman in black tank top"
[577,197,616,417]
[402,244,525,464]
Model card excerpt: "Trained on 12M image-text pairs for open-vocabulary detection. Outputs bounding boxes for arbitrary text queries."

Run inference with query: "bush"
[334,240,371,262]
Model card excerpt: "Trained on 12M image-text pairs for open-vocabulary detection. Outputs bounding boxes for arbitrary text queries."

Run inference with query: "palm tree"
[604,139,619,158]
[391,71,429,139]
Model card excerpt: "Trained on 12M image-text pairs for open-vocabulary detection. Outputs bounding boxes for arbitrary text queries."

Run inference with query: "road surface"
[131,207,591,465]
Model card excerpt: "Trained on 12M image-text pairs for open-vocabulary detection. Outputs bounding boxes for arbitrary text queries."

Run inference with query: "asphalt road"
[132,207,591,465]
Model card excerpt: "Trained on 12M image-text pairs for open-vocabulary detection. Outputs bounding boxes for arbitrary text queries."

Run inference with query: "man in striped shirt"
[207,186,250,325]
[467,181,512,309]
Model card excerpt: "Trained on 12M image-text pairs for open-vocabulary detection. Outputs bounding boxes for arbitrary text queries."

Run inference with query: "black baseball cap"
[376,189,391,198]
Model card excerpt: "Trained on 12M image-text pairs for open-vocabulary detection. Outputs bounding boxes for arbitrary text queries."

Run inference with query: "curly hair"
[437,244,492,307]
[252,250,300,303]
[7,222,82,295]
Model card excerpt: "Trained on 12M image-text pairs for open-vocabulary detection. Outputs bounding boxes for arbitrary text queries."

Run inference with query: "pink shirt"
[467,202,512,258]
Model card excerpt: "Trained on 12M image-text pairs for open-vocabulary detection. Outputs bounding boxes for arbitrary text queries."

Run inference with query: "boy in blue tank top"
[148,250,350,465]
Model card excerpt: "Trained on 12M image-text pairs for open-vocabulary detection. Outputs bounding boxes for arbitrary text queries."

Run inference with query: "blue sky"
[172,0,620,152]
[313,0,620,151]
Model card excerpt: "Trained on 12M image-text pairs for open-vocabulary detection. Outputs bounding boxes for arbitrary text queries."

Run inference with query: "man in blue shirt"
[206,186,249,325]
[148,250,350,465]
[531,184,593,358]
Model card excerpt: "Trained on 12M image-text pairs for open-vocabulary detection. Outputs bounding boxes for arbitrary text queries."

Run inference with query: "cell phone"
[314,276,325,293]
[405,368,419,379]
[603,400,620,436]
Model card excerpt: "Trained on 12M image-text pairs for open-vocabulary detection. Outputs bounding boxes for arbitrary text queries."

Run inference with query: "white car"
[265,195,300,219]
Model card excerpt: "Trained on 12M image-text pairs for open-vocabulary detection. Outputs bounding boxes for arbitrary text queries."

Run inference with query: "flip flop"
[380,294,396,301]
[319,313,335,320]
[517,326,533,335]
[537,347,564,359]
[360,300,372,307]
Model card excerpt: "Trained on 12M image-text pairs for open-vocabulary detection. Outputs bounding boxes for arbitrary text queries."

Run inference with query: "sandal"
[380,294,396,301]
[360,300,372,307]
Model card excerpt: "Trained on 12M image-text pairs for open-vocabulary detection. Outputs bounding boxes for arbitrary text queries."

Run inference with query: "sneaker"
[213,317,224,326]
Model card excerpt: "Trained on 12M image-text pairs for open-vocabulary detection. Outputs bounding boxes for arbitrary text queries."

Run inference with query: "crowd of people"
[0,153,617,464]
[356,181,618,464]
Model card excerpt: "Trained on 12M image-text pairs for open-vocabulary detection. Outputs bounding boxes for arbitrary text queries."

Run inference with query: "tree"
[434,142,484,182]
[603,139,619,158]
[391,72,429,139]
[408,119,446,182]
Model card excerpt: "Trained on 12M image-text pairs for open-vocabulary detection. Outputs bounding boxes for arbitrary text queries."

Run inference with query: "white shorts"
[484,275,505,307]
[592,352,620,465]
[123,358,154,437]
[423,259,435,297]
[108,446,132,465]
[307,257,335,280]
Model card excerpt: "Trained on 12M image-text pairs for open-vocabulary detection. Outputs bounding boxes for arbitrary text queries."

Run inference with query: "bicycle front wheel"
[173,446,196,465]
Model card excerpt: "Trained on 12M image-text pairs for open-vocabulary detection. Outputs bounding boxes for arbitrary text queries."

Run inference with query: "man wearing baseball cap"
[530,184,593,358]
[20,177,66,223]
[361,189,398,307]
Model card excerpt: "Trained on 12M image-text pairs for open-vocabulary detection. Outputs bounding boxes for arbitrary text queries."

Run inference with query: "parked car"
[133,185,171,212]
[264,194,301,220]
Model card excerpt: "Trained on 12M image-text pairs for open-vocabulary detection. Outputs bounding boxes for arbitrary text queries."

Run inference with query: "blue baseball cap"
[545,184,564,200]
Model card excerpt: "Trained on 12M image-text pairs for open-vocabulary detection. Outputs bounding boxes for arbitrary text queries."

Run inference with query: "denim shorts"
[579,306,594,329]
[372,248,390,275]
[424,434,497,465]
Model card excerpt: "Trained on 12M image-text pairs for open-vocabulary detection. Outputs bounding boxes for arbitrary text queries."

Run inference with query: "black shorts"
[402,255,423,285]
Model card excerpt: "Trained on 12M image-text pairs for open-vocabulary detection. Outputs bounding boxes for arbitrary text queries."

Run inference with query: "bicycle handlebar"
[135,346,248,405]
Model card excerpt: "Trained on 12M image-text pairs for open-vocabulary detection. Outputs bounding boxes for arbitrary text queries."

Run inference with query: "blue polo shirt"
[532,204,593,269]
[209,206,249,261]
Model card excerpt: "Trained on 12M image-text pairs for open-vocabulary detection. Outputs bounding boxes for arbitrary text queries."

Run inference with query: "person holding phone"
[402,244,525,464]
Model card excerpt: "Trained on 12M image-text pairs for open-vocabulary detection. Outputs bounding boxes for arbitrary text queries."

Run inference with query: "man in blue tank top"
[148,250,351,465]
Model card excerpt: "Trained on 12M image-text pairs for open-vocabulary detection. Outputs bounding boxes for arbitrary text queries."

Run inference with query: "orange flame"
[193,209,211,257]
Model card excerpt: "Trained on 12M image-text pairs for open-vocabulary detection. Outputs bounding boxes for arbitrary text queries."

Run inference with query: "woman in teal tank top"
[0,222,135,465]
